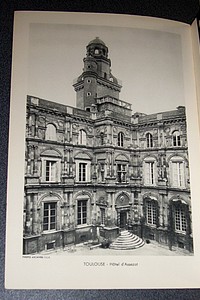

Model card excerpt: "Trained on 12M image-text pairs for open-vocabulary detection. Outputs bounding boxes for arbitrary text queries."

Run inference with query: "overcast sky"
[28,23,184,114]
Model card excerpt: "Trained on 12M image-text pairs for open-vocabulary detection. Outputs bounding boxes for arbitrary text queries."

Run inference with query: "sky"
[28,23,184,114]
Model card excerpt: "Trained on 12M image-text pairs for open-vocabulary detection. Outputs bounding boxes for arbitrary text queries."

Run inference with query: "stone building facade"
[23,38,193,254]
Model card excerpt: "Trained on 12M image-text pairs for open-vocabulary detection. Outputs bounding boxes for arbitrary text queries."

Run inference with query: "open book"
[5,11,200,289]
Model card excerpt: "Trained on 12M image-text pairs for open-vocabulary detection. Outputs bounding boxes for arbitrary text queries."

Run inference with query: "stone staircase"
[109,230,145,250]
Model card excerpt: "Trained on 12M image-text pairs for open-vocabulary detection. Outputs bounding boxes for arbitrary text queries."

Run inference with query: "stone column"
[66,120,71,142]
[30,145,34,175]
[92,190,97,224]
[63,148,67,176]
[35,114,38,138]
[25,194,31,235]
[27,145,32,175]
[31,114,36,137]
[69,192,74,228]
[106,151,110,177]
[111,192,116,224]
[111,151,114,177]
[27,113,31,137]
[63,193,69,229]
[106,192,115,226]
[33,146,38,175]
[32,194,38,235]
[69,149,74,177]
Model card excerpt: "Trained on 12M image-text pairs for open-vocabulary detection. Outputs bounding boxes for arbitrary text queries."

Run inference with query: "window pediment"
[41,149,61,157]
[75,152,91,160]
[115,154,129,162]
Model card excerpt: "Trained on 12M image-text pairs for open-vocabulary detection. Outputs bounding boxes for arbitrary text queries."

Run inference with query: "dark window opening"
[46,242,55,250]
[146,133,153,148]
[178,241,185,249]
[79,163,87,181]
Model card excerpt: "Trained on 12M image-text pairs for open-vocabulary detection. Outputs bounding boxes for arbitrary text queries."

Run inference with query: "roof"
[88,37,106,46]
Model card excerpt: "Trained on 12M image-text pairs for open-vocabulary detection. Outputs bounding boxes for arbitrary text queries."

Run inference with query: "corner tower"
[73,37,122,111]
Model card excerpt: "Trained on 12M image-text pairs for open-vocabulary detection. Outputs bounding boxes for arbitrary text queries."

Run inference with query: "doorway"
[120,211,127,229]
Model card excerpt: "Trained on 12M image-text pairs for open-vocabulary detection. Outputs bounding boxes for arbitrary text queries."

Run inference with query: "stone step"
[117,236,139,241]
[112,239,143,245]
[109,230,144,250]
[115,240,142,245]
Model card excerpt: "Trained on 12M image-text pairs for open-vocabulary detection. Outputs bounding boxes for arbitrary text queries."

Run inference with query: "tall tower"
[73,37,122,111]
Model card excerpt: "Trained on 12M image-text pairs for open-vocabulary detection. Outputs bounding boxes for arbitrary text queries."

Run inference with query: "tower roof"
[88,37,106,46]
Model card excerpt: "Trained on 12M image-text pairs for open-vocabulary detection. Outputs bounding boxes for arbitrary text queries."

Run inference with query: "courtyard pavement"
[49,240,193,256]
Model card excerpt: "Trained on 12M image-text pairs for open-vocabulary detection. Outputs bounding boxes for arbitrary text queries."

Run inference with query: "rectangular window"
[77,200,87,225]
[147,202,157,225]
[43,202,56,231]
[100,208,105,225]
[145,162,155,185]
[175,207,187,233]
[46,160,57,182]
[79,163,87,181]
[117,164,126,182]
[172,162,184,187]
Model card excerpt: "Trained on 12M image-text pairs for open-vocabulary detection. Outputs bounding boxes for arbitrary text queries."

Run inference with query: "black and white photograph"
[5,12,200,289]
[24,21,193,256]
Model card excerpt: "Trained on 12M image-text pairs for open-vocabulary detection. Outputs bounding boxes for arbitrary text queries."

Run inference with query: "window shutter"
[145,163,150,185]
[41,159,46,181]
[179,162,185,187]
[152,162,155,184]
[56,160,61,182]
[172,162,178,187]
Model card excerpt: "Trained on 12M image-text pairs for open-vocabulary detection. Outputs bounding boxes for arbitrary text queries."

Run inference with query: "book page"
[5,11,200,289]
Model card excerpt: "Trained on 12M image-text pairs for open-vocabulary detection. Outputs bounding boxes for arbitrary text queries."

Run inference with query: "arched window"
[94,48,99,54]
[146,133,153,148]
[45,124,57,141]
[172,131,181,146]
[78,130,87,145]
[118,132,124,147]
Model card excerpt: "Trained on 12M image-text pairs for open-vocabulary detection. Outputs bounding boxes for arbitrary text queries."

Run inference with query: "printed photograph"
[23,23,193,256]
